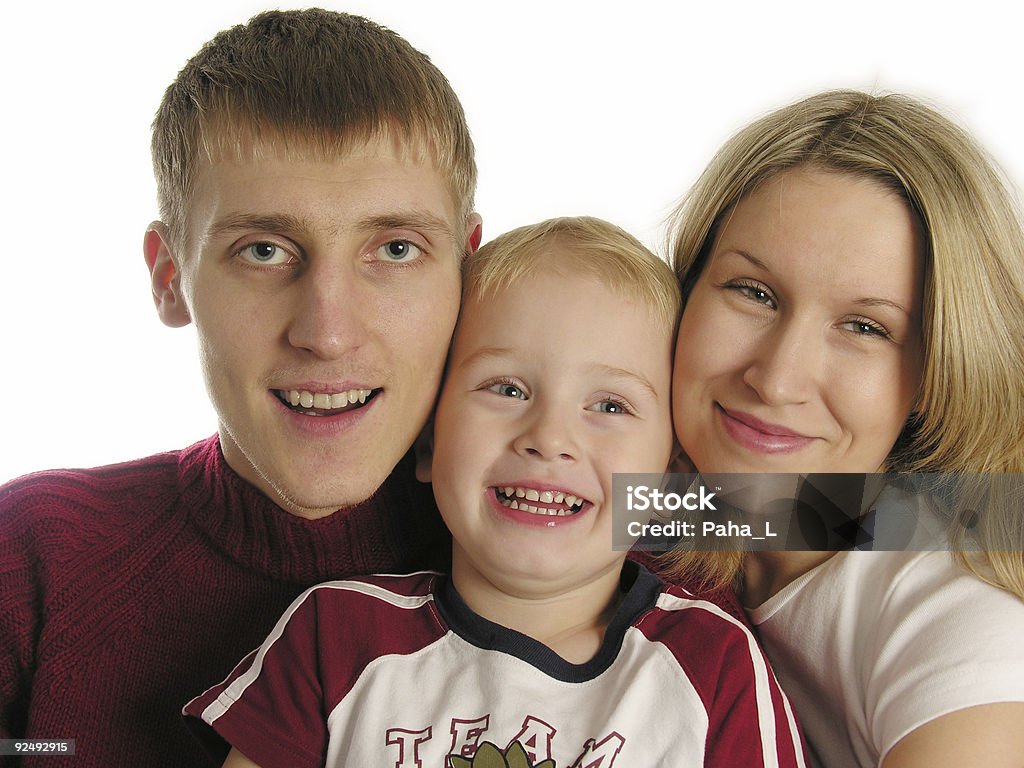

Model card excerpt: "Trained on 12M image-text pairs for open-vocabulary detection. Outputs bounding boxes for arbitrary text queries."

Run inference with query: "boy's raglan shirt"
[185,563,805,768]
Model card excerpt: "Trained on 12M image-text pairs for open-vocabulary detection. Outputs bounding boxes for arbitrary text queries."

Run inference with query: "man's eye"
[375,240,423,263]
[238,242,291,265]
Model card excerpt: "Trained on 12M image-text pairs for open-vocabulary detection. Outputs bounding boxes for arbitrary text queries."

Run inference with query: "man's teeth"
[285,388,372,409]
[496,486,584,516]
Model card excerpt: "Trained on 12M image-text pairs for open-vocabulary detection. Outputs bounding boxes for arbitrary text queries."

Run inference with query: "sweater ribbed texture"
[0,435,449,767]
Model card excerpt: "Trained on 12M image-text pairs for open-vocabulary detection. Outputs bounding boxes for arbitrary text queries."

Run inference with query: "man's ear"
[413,420,435,483]
[465,213,483,254]
[143,221,191,328]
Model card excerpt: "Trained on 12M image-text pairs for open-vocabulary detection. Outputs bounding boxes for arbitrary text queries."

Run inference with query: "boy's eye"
[239,242,292,265]
[488,382,527,400]
[587,399,632,415]
[375,240,423,263]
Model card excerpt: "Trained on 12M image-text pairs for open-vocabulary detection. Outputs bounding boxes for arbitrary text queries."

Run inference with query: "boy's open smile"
[493,485,588,516]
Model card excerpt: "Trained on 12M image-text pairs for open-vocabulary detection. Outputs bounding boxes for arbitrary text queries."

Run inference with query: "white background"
[3,0,1022,481]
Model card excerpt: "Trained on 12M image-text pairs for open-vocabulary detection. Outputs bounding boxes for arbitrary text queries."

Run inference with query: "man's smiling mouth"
[274,388,381,415]
[494,486,588,516]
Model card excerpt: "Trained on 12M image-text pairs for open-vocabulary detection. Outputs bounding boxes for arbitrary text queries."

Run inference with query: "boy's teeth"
[496,486,586,517]
[285,388,373,410]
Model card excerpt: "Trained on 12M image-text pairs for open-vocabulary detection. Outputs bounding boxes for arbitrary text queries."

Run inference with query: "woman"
[665,90,1024,767]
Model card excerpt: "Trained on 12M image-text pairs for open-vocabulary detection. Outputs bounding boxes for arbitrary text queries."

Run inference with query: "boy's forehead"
[458,265,673,353]
[450,268,673,410]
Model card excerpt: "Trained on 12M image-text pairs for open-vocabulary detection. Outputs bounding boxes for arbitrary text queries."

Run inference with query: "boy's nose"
[512,407,578,462]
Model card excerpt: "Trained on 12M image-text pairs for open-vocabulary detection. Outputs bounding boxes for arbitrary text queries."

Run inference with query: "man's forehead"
[196,122,444,180]
[183,131,460,242]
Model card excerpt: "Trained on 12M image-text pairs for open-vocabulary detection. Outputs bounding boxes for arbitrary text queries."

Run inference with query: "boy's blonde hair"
[665,90,1024,596]
[152,8,476,245]
[465,216,681,330]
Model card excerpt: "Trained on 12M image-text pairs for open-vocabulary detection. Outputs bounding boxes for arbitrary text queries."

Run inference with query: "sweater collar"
[177,435,450,584]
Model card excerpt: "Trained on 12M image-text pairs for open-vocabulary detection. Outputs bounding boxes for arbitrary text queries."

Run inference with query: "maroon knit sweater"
[0,436,450,767]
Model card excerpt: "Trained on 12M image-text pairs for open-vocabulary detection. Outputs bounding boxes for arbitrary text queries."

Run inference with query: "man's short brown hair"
[152,8,477,243]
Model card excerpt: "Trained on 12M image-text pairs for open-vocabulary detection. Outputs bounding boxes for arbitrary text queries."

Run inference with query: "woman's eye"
[841,319,891,339]
[239,242,292,265]
[733,282,775,307]
[488,382,527,400]
[375,240,423,263]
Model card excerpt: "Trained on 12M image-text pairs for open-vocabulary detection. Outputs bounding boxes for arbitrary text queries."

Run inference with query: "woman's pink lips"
[716,404,816,454]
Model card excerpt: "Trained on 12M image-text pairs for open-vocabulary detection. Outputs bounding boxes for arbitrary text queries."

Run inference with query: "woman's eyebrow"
[853,296,912,316]
[731,249,770,271]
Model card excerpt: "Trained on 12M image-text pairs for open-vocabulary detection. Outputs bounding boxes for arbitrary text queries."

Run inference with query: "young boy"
[185,218,804,767]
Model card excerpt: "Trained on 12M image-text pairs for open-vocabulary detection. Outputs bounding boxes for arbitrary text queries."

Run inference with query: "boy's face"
[146,136,480,517]
[424,261,674,599]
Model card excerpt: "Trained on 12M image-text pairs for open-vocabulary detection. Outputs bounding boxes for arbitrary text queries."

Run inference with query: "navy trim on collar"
[434,561,664,683]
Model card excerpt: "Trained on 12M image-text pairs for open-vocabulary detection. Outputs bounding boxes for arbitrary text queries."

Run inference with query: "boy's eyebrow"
[592,364,660,400]
[457,346,514,368]
[458,350,662,401]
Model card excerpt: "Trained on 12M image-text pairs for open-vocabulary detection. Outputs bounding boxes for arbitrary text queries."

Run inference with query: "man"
[0,9,480,766]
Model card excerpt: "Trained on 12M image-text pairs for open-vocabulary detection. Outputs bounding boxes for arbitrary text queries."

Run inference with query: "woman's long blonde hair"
[664,90,1024,597]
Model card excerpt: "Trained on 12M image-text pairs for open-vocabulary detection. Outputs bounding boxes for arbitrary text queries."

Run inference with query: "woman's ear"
[414,420,435,483]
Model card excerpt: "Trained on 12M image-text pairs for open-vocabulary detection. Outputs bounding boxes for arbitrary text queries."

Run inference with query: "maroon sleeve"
[638,589,807,767]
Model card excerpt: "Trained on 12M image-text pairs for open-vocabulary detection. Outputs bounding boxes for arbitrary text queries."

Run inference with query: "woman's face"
[673,167,925,475]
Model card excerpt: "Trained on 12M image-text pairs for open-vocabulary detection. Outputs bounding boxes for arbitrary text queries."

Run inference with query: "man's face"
[148,137,477,517]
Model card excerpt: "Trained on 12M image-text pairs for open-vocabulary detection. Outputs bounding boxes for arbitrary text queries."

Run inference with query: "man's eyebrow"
[592,364,660,401]
[355,212,456,239]
[208,213,310,239]
[207,211,455,241]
